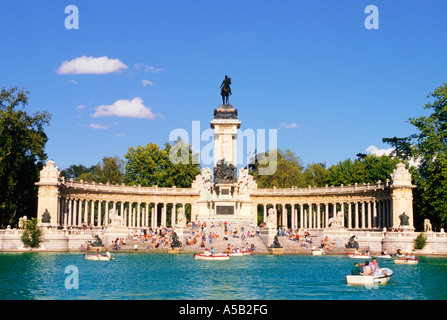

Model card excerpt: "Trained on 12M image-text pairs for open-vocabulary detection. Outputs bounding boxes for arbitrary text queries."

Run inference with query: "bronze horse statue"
[220,75,232,105]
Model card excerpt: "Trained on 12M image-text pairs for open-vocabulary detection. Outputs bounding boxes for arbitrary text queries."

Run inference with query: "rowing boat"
[312,249,325,255]
[194,254,229,261]
[346,268,393,285]
[347,253,371,259]
[394,258,419,265]
[372,254,392,259]
[84,253,114,261]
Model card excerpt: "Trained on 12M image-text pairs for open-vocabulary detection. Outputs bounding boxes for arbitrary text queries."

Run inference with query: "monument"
[193,76,257,225]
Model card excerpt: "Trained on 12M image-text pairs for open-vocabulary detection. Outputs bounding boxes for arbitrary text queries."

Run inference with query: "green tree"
[20,217,43,248]
[60,164,94,180]
[325,155,401,186]
[94,156,124,184]
[408,82,447,228]
[251,149,305,188]
[0,87,51,227]
[124,139,200,187]
[382,136,414,160]
[303,162,327,187]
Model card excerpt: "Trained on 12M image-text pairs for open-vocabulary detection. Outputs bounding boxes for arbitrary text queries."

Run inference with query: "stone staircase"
[120,226,349,255]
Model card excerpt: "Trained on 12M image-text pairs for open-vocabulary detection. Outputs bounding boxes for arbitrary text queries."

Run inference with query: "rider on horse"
[220,75,232,105]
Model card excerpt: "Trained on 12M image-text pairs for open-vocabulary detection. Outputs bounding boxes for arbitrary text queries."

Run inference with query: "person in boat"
[95,249,101,256]
[210,247,216,256]
[250,244,255,252]
[105,249,111,258]
[351,262,362,275]
[362,261,373,276]
[396,249,403,255]
[204,248,211,256]
[370,258,379,274]
[381,249,389,255]
[406,252,416,259]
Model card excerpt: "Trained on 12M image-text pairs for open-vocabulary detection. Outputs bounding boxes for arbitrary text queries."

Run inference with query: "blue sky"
[1,1,446,171]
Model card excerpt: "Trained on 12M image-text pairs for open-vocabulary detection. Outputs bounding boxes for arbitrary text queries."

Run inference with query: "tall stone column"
[300,204,304,229]
[348,202,352,229]
[36,160,61,227]
[361,202,365,229]
[316,204,321,229]
[355,202,359,229]
[390,163,416,230]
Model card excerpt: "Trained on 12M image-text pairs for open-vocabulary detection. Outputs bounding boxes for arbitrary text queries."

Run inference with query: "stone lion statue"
[328,211,344,228]
[108,208,122,227]
[424,219,432,232]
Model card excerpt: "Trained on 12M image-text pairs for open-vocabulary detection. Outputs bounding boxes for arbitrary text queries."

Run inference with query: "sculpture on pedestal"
[327,211,344,229]
[214,159,237,184]
[346,235,359,249]
[176,207,186,228]
[41,209,51,224]
[266,208,277,229]
[424,219,432,232]
[220,75,232,105]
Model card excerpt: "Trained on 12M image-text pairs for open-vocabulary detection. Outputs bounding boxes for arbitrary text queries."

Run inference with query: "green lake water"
[0,252,446,300]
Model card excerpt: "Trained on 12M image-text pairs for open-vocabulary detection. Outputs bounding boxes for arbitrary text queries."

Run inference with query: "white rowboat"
[347,253,371,259]
[346,268,394,285]
[194,254,229,261]
[394,258,419,265]
[373,255,392,259]
[85,254,114,261]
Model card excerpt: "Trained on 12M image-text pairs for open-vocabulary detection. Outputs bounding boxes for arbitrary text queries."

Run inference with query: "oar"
[378,266,397,284]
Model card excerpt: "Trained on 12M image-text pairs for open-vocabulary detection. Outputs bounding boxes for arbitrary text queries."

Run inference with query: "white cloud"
[279,121,298,129]
[366,145,421,167]
[116,133,126,137]
[133,63,163,73]
[142,79,156,87]
[56,56,128,74]
[89,123,109,130]
[365,145,394,156]
[76,104,86,110]
[92,97,157,120]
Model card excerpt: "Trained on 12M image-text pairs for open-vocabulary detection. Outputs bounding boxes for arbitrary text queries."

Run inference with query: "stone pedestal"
[271,248,284,255]
[260,227,279,248]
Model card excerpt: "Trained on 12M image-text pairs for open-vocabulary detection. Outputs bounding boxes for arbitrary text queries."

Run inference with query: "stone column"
[325,203,329,228]
[308,203,312,229]
[105,201,109,226]
[300,204,304,229]
[98,201,102,227]
[355,201,359,229]
[137,202,141,227]
[91,200,95,226]
[83,199,88,225]
[348,202,352,229]
[315,204,319,229]
[390,163,416,230]
[361,202,365,229]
